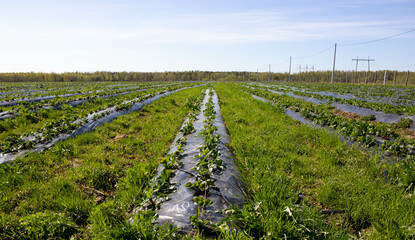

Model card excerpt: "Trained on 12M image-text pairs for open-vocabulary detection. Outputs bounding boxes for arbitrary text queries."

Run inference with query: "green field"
[1,81,414,239]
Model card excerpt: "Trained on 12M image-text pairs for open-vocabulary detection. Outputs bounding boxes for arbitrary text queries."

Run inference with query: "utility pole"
[352,57,374,84]
[354,56,359,72]
[288,56,292,82]
[367,57,372,72]
[331,43,337,84]
[268,64,271,82]
[366,57,374,84]
[353,56,359,83]
[383,71,387,85]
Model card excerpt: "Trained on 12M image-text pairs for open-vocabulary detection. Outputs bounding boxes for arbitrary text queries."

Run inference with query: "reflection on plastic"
[156,89,245,234]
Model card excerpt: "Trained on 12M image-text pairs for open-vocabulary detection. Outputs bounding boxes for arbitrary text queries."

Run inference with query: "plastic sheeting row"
[0,86,199,164]
[149,89,245,233]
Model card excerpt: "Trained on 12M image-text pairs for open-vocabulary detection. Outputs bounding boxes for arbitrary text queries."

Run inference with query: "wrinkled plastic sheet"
[331,103,415,130]
[308,91,414,106]
[251,93,397,162]
[0,84,168,108]
[248,84,414,106]
[267,89,328,104]
[0,88,53,96]
[157,89,245,233]
[0,88,157,121]
[261,88,415,130]
[0,86,199,164]
[0,90,138,120]
[0,93,81,107]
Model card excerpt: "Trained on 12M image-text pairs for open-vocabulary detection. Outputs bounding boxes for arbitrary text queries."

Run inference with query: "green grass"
[0,86,174,142]
[0,86,204,239]
[214,83,415,239]
[2,81,414,239]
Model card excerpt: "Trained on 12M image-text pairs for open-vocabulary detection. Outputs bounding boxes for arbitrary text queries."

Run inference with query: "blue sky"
[0,0,414,73]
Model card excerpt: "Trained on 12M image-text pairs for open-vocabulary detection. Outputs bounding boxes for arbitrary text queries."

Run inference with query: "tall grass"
[0,86,204,239]
[215,83,415,239]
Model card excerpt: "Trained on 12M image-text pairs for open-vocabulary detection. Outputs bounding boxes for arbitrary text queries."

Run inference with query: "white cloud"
[0,9,413,45]
[127,10,415,43]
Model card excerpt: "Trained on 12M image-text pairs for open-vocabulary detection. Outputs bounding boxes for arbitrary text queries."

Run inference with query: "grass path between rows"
[215,83,415,239]
[0,86,204,239]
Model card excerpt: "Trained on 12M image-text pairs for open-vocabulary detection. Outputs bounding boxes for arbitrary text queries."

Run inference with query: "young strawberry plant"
[133,89,205,213]
[185,89,226,234]
[245,85,415,159]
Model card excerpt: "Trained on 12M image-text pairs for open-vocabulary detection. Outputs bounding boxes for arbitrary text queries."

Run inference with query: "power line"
[273,58,290,67]
[273,28,414,73]
[295,45,334,59]
[338,28,415,47]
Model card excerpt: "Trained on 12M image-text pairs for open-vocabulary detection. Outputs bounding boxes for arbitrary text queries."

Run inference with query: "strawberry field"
[1,81,415,239]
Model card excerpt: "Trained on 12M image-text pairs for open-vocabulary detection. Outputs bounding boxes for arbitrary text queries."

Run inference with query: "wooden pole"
[367,57,372,75]
[406,70,409,86]
[288,56,292,82]
[383,71,387,85]
[354,57,358,83]
[331,43,337,84]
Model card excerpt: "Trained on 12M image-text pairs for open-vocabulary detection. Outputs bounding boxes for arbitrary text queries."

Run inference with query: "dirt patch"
[71,158,83,168]
[332,109,362,120]
[114,134,126,140]
[110,134,126,142]
[397,128,415,140]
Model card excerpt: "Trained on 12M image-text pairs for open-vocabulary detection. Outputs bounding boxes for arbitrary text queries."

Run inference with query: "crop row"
[0,86,205,239]
[0,83,197,142]
[184,89,228,234]
[136,88,206,214]
[0,82,180,111]
[258,82,415,106]
[0,83,177,121]
[244,86,415,159]
[0,87,155,141]
[215,83,415,238]
[0,83,199,159]
[0,82,161,100]
[253,83,415,115]
[0,91,155,154]
[289,89,415,115]
[268,82,415,101]
[0,82,92,94]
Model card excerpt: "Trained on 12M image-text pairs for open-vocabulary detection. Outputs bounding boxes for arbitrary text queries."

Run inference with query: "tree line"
[0,71,413,85]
